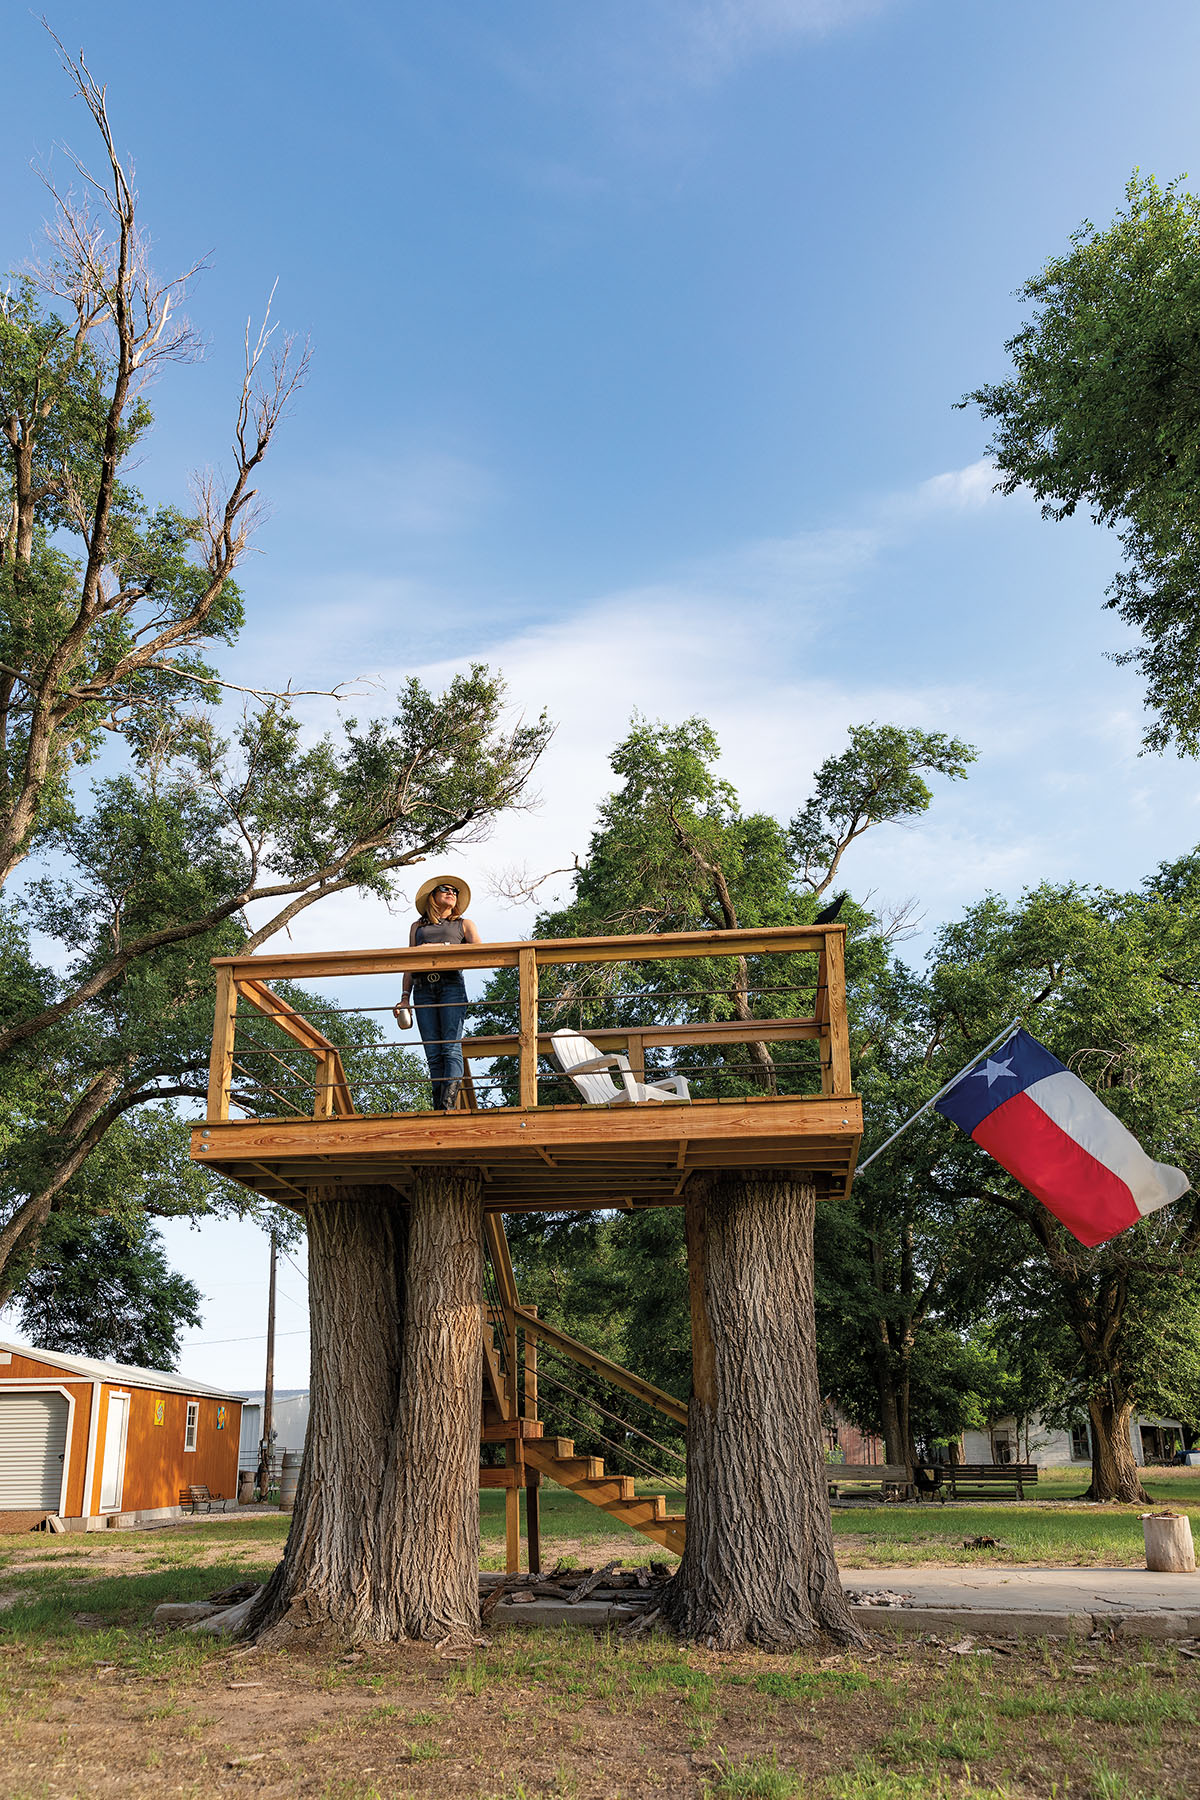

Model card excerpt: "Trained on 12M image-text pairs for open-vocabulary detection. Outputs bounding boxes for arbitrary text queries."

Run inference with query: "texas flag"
[935,1029,1190,1247]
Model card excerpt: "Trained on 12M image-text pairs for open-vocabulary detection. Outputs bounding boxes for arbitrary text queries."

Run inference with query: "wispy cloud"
[668,0,897,81]
[280,448,499,540]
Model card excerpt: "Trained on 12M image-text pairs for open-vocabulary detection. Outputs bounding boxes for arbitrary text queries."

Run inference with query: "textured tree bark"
[1085,1393,1151,1503]
[245,1187,407,1645]
[386,1166,484,1641]
[662,1173,864,1650]
[246,1170,486,1645]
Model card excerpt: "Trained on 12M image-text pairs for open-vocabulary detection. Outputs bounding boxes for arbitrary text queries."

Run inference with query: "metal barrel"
[279,1451,302,1512]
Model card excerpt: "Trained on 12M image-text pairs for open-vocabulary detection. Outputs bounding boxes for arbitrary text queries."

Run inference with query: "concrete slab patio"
[488,1565,1200,1639]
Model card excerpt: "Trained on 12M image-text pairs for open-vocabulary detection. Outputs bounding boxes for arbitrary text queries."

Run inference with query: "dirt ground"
[3,1626,1200,1799]
[3,1516,1200,1797]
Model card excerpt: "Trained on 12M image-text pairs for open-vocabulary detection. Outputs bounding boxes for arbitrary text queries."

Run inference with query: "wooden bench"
[184,1484,231,1514]
[825,1464,912,1503]
[929,1463,1038,1502]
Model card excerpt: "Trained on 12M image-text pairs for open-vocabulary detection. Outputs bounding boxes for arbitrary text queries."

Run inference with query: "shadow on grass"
[0,1553,277,1643]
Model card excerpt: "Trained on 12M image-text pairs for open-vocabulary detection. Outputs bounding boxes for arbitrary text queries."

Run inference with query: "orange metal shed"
[0,1341,245,1531]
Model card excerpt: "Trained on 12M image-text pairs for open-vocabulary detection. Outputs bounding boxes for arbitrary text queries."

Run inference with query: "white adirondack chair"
[550,1029,691,1107]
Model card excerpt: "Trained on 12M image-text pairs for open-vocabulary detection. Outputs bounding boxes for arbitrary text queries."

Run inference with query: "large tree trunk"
[873,1345,908,1469]
[662,1174,864,1650]
[246,1187,407,1645]
[1085,1392,1151,1503]
[385,1166,484,1641]
[245,1170,485,1647]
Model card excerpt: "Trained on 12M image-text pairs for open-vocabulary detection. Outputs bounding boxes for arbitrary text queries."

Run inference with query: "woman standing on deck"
[393,875,481,1112]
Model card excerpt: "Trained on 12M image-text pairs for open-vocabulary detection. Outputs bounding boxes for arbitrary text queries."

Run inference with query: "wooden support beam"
[463,1017,820,1059]
[207,967,238,1122]
[824,931,852,1098]
[523,1305,539,1423]
[482,1331,511,1422]
[516,1307,689,1428]
[526,1468,541,1575]
[211,923,844,982]
[518,948,539,1110]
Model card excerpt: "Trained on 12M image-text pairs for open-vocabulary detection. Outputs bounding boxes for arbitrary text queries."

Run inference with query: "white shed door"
[0,1392,69,1508]
[99,1393,129,1512]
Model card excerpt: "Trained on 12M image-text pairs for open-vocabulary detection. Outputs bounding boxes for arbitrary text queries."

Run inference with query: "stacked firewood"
[479,1559,671,1622]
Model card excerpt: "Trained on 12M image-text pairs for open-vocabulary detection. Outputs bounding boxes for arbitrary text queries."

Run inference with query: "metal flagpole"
[856,1017,1023,1173]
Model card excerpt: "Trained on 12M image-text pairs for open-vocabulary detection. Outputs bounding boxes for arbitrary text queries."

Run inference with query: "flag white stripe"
[1024,1072,1190,1218]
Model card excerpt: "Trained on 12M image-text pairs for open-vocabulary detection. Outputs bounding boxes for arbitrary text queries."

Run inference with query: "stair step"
[549,1456,605,1483]
[579,1476,636,1503]
[604,1493,665,1523]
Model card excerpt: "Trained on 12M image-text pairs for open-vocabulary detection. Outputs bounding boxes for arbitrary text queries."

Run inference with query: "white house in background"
[238,1389,310,1473]
[962,1412,1187,1467]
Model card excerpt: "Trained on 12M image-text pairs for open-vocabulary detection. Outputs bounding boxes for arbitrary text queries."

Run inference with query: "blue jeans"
[413,976,468,1110]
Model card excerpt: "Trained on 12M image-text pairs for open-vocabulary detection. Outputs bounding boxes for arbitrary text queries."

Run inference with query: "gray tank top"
[414,917,466,974]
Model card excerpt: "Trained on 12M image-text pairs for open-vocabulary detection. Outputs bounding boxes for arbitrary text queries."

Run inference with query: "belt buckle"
[425,971,442,985]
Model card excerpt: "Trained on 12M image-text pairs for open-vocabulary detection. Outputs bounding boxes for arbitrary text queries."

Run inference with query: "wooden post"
[523,1306,538,1423]
[518,947,539,1109]
[626,1033,645,1084]
[525,1467,541,1574]
[207,967,238,1121]
[823,932,852,1097]
[505,1441,522,1574]
[313,1052,335,1118]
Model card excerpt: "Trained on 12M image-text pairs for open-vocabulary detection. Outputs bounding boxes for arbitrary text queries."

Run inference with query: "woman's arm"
[395,922,419,1018]
[460,917,482,945]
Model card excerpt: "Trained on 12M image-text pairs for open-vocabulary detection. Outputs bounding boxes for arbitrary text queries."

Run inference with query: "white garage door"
[0,1392,70,1508]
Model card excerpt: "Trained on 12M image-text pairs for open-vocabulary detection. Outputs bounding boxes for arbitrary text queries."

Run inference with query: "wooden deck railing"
[204,924,851,1123]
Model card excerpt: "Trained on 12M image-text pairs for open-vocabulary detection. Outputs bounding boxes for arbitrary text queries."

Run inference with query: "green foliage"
[12,1211,203,1367]
[842,860,1200,1459]
[789,723,975,893]
[965,173,1200,752]
[484,711,972,1452]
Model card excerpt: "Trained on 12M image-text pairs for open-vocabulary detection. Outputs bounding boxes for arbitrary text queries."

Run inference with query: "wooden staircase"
[522,1433,686,1558]
[480,1215,687,1568]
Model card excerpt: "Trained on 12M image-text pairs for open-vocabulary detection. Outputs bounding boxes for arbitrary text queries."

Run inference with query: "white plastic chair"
[550,1029,691,1107]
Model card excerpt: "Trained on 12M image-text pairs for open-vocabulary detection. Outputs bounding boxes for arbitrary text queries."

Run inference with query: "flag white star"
[973,1055,1017,1088]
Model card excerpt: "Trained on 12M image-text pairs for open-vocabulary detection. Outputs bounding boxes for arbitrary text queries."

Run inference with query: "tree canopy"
[965,173,1200,753]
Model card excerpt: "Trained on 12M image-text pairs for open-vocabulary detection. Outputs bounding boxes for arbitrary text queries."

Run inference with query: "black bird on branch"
[814,892,848,925]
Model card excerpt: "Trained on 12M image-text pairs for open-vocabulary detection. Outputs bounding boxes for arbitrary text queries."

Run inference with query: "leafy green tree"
[0,53,551,1299]
[13,1212,203,1368]
[481,712,973,1619]
[965,173,1200,752]
[872,867,1200,1500]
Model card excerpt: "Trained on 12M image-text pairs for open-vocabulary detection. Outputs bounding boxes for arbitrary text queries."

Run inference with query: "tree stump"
[661,1172,864,1650]
[1142,1512,1196,1572]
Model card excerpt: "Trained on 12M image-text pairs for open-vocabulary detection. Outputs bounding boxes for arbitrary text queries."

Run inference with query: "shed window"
[184,1401,199,1452]
[1070,1422,1090,1462]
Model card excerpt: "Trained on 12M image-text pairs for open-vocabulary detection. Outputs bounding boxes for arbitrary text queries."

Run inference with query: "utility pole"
[256,1233,277,1500]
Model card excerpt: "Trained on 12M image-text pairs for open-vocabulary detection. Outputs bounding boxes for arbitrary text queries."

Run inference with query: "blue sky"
[6,0,1200,1387]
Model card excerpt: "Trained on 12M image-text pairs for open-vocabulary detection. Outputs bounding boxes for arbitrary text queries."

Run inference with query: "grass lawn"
[1,1515,1198,1798]
[480,1472,1200,1573]
[829,1471,1200,1570]
[1,1482,1198,1796]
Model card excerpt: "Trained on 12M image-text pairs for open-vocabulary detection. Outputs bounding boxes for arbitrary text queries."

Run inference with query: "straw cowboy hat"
[414,873,471,917]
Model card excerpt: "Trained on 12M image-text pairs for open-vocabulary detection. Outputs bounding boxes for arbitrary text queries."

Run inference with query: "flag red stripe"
[973,1091,1141,1247]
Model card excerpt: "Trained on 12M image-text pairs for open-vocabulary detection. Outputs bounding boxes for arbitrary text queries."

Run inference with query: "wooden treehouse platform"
[191,924,862,1569]
[191,924,862,1209]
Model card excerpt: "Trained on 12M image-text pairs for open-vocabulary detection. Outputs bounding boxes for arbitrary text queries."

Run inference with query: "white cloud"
[673,0,895,78]
[914,457,1002,513]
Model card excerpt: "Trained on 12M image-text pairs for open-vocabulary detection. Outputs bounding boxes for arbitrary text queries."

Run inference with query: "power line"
[181,1327,309,1347]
